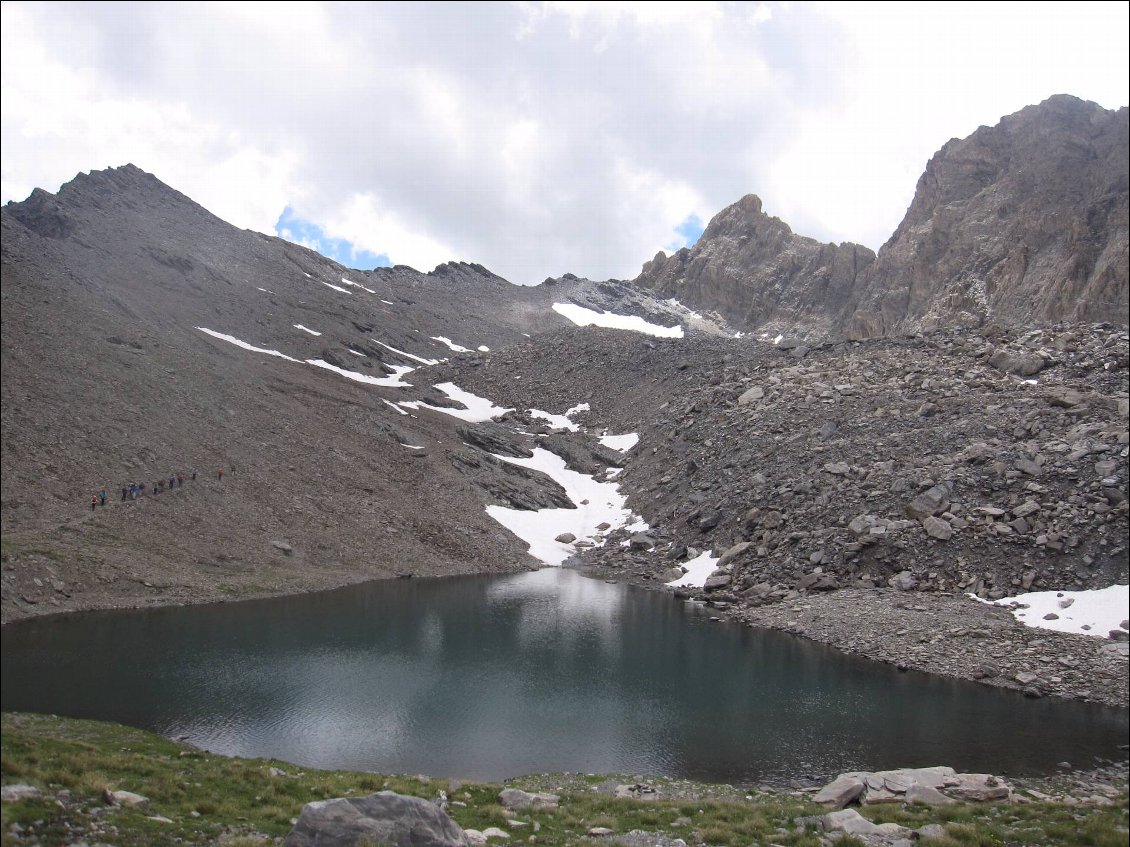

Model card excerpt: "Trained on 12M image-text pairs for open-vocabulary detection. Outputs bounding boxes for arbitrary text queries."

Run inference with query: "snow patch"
[197,328,299,362]
[307,359,414,388]
[666,550,721,588]
[340,276,376,294]
[374,340,441,366]
[478,345,490,352]
[293,324,322,336]
[382,399,408,415]
[487,448,642,567]
[381,299,394,305]
[432,336,472,353]
[552,303,683,338]
[399,382,512,422]
[321,281,351,294]
[975,584,1129,638]
[599,432,639,452]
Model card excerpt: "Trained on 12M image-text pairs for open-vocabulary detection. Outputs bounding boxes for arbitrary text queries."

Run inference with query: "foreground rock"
[283,791,469,847]
[813,767,1011,809]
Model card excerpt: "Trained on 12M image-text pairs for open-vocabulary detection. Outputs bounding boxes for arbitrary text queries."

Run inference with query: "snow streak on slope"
[374,341,441,366]
[294,324,322,336]
[432,336,472,353]
[197,328,413,388]
[307,359,413,388]
[197,328,300,362]
[552,303,684,338]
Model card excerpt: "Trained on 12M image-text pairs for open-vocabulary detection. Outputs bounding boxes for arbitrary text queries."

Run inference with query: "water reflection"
[2,569,1126,783]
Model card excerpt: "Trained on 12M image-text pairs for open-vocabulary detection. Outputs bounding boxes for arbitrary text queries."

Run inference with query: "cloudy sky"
[2,2,1127,283]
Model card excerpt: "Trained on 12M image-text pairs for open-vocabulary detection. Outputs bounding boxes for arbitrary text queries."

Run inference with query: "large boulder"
[498,787,559,810]
[283,791,469,847]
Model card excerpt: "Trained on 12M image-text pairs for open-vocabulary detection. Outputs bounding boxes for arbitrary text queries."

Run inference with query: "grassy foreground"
[2,712,1127,847]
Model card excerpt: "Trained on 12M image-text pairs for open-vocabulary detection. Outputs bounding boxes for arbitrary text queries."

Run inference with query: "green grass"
[2,713,1127,847]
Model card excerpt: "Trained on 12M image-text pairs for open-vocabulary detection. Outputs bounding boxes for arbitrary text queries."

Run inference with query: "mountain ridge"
[633,94,1129,339]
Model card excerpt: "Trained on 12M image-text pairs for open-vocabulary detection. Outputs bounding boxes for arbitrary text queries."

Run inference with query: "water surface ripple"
[2,569,1126,783]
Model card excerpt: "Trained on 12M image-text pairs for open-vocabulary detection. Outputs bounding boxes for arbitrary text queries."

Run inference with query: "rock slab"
[283,791,469,847]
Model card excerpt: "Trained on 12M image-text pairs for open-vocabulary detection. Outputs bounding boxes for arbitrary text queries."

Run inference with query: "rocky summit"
[634,95,1128,340]
[1,96,1128,711]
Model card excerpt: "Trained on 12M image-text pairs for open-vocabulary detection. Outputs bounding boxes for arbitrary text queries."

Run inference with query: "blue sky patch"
[668,214,704,251]
[275,207,392,270]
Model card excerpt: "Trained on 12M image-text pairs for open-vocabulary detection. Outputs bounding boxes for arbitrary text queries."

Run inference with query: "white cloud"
[2,1,1127,282]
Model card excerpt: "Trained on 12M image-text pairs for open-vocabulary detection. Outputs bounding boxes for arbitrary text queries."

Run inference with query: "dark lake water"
[2,568,1126,784]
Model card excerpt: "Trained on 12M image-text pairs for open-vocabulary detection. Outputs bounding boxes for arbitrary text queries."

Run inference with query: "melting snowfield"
[666,550,721,588]
[399,382,512,422]
[599,432,639,452]
[487,448,643,567]
[977,584,1129,638]
[552,302,684,338]
[528,402,589,432]
[293,324,322,336]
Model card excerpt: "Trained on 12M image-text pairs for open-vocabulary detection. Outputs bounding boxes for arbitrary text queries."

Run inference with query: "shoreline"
[6,551,1129,714]
[581,563,1130,712]
[6,550,1129,714]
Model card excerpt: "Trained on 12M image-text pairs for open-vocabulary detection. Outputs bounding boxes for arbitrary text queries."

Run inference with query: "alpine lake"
[2,568,1126,784]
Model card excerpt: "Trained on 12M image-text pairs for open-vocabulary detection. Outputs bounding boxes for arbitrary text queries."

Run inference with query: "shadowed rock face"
[846,94,1129,338]
[633,95,1129,338]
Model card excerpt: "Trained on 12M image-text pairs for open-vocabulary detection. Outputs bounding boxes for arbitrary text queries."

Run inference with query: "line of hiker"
[88,467,226,511]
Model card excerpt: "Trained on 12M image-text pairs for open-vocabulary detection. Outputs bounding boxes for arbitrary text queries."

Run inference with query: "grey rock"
[0,784,42,802]
[905,784,957,805]
[812,775,865,809]
[554,532,576,544]
[918,823,950,841]
[988,349,1046,377]
[737,385,764,404]
[922,515,953,540]
[717,541,753,568]
[889,570,918,591]
[947,774,1011,802]
[103,789,149,809]
[629,532,657,551]
[821,808,883,835]
[498,788,559,810]
[906,481,953,519]
[283,791,470,847]
[703,570,733,591]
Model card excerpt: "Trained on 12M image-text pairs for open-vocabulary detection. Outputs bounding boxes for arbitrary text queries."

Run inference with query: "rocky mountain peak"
[633,95,1128,339]
[634,192,874,335]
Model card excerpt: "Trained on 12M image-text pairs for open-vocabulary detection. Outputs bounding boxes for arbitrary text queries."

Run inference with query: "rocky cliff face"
[634,194,874,336]
[846,95,1129,338]
[633,95,1129,338]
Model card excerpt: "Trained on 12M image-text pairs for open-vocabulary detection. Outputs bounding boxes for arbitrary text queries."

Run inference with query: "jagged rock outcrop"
[633,95,1128,338]
[846,95,1129,338]
[634,194,874,335]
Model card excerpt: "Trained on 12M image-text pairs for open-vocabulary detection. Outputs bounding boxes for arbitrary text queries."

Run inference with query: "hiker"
[99,489,107,506]
[217,467,224,480]
[177,473,183,487]
[191,469,197,481]
[169,474,176,489]
[121,485,128,502]
[90,494,97,511]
